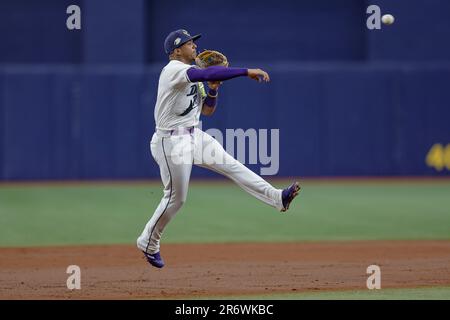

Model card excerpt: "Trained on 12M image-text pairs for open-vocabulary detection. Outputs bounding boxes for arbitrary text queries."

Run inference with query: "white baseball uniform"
[137,59,283,254]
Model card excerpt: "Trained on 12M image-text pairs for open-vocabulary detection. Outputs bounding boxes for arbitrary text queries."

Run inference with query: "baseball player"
[137,29,300,268]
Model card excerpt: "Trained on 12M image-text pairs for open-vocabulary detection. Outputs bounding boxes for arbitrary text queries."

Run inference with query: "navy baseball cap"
[164,29,201,54]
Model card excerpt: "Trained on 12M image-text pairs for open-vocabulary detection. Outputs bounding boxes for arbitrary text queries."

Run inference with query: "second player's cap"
[164,29,201,54]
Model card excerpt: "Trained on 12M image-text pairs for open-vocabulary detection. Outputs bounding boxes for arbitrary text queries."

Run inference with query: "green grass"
[198,286,450,300]
[0,180,449,247]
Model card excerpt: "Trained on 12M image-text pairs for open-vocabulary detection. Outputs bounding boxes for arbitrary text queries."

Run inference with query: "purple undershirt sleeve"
[187,66,248,82]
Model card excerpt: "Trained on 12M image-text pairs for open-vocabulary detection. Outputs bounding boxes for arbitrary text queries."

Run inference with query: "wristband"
[207,89,218,98]
[204,94,217,108]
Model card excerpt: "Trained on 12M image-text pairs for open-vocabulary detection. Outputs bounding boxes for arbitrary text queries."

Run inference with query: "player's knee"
[171,198,186,210]
[177,189,188,205]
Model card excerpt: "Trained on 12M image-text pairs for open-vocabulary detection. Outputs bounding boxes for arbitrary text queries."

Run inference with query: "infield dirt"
[1,241,450,299]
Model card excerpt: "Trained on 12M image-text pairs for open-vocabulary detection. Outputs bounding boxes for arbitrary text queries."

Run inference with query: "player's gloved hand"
[196,50,229,90]
[247,69,270,83]
[195,49,229,69]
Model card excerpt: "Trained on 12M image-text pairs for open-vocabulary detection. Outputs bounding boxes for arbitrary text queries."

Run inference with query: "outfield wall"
[1,63,449,179]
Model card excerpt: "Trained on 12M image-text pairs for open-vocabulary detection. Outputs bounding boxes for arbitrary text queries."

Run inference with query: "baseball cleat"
[143,251,165,268]
[281,181,301,212]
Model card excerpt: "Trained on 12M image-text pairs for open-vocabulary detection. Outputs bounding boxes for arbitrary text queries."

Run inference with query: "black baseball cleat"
[281,181,301,212]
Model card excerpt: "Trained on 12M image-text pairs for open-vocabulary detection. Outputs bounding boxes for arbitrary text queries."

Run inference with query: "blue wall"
[0,0,449,179]
[1,63,449,179]
[3,0,449,64]
[368,0,450,61]
[146,0,366,62]
[0,0,82,63]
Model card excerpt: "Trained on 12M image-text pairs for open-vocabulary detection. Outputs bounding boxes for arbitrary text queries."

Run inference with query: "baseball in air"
[382,14,395,25]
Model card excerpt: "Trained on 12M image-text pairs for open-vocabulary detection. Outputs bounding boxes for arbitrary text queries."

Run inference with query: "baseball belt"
[157,126,195,137]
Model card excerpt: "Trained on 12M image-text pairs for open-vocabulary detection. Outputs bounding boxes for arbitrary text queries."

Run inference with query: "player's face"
[179,40,197,62]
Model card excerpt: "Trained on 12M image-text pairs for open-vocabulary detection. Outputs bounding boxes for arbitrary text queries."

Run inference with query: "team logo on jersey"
[174,37,181,46]
[179,84,198,116]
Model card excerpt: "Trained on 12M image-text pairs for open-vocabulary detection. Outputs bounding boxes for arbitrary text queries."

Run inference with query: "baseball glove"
[195,50,229,68]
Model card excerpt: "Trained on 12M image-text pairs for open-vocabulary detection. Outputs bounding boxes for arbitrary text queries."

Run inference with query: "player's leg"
[193,129,284,211]
[137,133,193,256]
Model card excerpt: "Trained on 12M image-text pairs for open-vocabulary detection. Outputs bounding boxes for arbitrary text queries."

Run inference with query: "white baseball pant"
[137,128,283,254]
